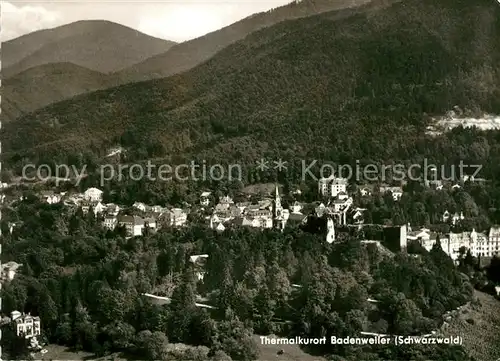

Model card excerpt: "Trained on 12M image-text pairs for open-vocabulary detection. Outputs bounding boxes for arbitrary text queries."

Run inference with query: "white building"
[190,254,209,281]
[350,208,366,225]
[118,215,144,237]
[93,201,106,215]
[133,202,148,212]
[144,217,157,232]
[318,177,332,197]
[380,186,403,201]
[418,229,491,261]
[103,215,118,230]
[290,201,304,213]
[40,191,61,204]
[11,311,41,339]
[215,222,225,232]
[487,227,500,257]
[1,262,22,281]
[359,187,372,196]
[442,210,464,225]
[326,217,335,244]
[331,178,348,197]
[162,208,188,227]
[105,203,120,216]
[151,205,164,214]
[318,177,348,198]
[200,192,211,207]
[84,188,103,202]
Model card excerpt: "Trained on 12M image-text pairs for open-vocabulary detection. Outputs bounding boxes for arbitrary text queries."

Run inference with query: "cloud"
[1,1,62,41]
[136,1,290,42]
[137,4,230,42]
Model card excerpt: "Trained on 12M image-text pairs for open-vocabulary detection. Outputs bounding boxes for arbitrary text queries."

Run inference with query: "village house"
[1,261,22,282]
[461,175,487,184]
[236,201,252,213]
[81,201,91,214]
[415,226,500,261]
[103,215,118,230]
[84,187,103,202]
[330,194,353,225]
[232,213,273,229]
[143,217,157,233]
[150,205,164,214]
[380,186,403,201]
[442,210,464,225]
[314,200,351,226]
[40,190,61,204]
[189,254,209,281]
[160,208,188,227]
[286,211,308,227]
[8,221,22,234]
[350,208,366,225]
[118,215,144,237]
[133,202,148,212]
[407,226,438,247]
[10,311,41,339]
[318,177,331,197]
[359,186,372,197]
[257,199,273,210]
[216,201,271,230]
[218,186,286,231]
[210,196,242,229]
[448,229,488,260]
[214,195,235,213]
[290,201,304,213]
[105,203,120,216]
[210,214,227,232]
[487,227,500,257]
[318,176,348,198]
[200,192,211,207]
[93,201,106,215]
[331,196,353,212]
[209,213,230,230]
[315,203,328,217]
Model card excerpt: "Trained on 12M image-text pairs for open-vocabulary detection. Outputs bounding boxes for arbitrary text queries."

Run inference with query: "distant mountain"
[3,0,500,168]
[2,20,176,77]
[116,0,373,82]
[1,63,119,123]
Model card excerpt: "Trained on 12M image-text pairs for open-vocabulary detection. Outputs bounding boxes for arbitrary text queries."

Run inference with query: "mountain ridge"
[115,0,373,82]
[2,20,177,77]
[3,0,500,168]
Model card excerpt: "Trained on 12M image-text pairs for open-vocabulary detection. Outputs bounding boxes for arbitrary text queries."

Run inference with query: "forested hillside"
[1,63,118,123]
[3,0,499,174]
[116,0,373,82]
[2,20,176,77]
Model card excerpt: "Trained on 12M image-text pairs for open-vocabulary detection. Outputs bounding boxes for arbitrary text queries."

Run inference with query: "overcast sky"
[1,0,292,42]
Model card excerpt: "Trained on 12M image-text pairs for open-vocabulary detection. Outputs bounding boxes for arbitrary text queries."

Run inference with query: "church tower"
[274,184,284,230]
[326,217,336,244]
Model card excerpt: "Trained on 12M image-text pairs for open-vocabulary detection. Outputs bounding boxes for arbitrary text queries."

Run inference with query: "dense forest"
[0,198,485,360]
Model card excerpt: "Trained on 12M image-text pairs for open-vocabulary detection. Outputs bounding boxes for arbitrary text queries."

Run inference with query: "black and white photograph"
[1,0,500,360]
